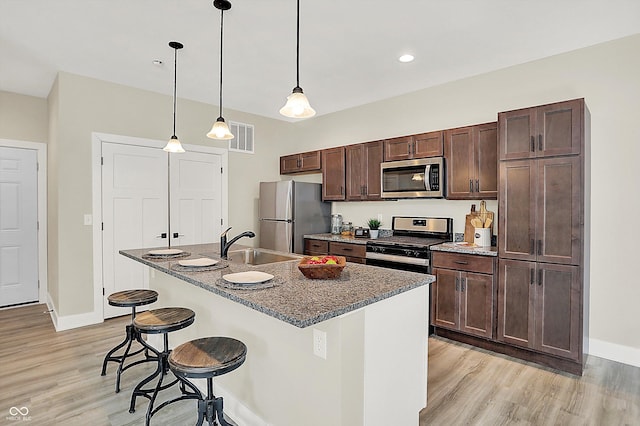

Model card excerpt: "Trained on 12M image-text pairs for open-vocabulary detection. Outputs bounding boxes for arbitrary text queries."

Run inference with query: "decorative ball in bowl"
[298,255,346,279]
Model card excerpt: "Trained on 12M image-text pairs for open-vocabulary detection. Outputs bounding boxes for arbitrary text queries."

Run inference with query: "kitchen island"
[120,243,433,426]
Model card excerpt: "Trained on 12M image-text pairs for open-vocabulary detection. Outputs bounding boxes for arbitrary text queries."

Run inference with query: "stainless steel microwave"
[380,157,445,198]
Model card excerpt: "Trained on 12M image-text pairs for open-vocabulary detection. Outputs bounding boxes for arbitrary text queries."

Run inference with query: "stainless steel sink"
[226,248,298,265]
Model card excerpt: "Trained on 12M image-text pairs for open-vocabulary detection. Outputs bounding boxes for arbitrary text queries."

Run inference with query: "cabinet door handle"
[538,134,543,151]
[538,268,543,286]
[340,186,344,195]
[530,239,535,255]
[409,142,413,156]
[469,180,473,192]
[297,158,301,168]
[364,185,367,195]
[461,278,466,292]
[341,247,353,251]
[537,239,542,256]
[531,136,535,152]
[455,277,460,291]
[173,232,184,238]
[156,233,167,239]
[454,260,468,265]
[475,179,479,193]
[530,268,535,285]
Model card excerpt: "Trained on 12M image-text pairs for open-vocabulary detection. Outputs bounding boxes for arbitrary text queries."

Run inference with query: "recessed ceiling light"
[398,54,414,63]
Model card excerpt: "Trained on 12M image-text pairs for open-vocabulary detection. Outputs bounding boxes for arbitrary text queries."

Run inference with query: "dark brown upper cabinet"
[383,131,443,162]
[498,156,582,265]
[280,150,322,174]
[345,141,384,201]
[498,98,583,160]
[444,122,497,200]
[321,147,346,201]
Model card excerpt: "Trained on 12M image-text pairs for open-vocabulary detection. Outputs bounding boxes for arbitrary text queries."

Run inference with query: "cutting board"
[464,204,494,243]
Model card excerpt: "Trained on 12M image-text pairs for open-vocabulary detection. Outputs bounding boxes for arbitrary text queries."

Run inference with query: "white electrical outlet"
[313,329,327,359]
[377,213,383,223]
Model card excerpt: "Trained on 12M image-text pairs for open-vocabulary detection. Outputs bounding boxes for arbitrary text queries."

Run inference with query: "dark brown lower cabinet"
[303,238,366,264]
[431,252,495,339]
[497,258,581,361]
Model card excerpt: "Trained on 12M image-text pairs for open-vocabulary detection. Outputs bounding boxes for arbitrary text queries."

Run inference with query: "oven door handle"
[365,252,429,266]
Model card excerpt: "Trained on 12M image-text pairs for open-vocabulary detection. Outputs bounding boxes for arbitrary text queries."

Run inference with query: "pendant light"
[164,41,186,153]
[207,0,234,140]
[279,0,315,118]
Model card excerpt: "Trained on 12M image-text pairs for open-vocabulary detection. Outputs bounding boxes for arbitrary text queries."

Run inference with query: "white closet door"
[169,151,223,246]
[0,147,38,307]
[102,143,168,318]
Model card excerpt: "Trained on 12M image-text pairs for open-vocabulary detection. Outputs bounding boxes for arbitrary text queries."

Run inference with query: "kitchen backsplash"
[331,198,498,236]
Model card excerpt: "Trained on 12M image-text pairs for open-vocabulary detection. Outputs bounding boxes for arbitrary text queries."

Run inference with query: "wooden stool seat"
[108,289,158,308]
[133,307,195,334]
[151,337,247,426]
[170,337,247,379]
[101,289,159,393]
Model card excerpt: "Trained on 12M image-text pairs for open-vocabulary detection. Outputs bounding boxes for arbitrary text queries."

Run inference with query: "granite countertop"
[120,243,434,328]
[304,233,370,244]
[430,242,498,257]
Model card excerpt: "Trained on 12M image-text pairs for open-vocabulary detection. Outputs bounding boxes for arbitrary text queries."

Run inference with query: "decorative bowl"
[297,256,346,279]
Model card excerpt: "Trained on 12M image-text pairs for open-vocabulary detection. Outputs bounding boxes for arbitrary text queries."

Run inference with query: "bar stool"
[101,289,159,393]
[153,337,247,426]
[128,307,197,425]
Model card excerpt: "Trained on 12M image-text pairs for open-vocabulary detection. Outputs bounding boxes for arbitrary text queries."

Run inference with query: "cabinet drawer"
[432,252,494,274]
[304,239,329,254]
[329,242,366,259]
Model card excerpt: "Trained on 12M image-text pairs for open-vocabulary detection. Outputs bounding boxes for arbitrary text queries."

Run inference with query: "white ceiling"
[1,0,639,121]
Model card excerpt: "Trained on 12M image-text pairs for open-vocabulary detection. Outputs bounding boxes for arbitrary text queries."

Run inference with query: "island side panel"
[363,285,429,425]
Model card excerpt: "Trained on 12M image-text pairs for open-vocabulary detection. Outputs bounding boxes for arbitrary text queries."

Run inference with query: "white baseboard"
[47,293,103,331]
[588,338,640,368]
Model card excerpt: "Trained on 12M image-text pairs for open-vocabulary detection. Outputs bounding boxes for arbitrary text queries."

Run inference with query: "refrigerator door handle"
[286,182,293,221]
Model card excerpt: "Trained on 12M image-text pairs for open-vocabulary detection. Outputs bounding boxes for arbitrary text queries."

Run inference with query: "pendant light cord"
[172,46,178,137]
[219,9,225,118]
[296,0,300,89]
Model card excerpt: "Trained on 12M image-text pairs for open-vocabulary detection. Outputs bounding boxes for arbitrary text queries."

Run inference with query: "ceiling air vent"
[229,121,254,154]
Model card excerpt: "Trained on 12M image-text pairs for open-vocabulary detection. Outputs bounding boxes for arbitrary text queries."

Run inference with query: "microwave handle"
[424,164,431,190]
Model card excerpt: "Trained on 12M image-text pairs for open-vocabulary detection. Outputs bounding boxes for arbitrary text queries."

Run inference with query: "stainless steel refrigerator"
[259,181,331,254]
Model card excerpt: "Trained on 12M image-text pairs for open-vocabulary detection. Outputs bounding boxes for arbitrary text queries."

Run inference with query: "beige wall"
[0,90,48,143]
[49,72,294,316]
[287,34,640,352]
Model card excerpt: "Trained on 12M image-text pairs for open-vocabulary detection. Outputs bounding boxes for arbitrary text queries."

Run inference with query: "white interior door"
[102,143,168,318]
[0,147,38,307]
[170,151,223,246]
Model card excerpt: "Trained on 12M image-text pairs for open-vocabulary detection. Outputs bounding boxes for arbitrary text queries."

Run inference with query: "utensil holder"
[474,227,491,247]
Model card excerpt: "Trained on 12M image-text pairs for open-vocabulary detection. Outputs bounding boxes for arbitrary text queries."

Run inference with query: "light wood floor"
[420,336,640,425]
[1,304,639,425]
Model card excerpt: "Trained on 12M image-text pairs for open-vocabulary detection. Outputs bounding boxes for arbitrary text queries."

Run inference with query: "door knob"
[156,233,167,239]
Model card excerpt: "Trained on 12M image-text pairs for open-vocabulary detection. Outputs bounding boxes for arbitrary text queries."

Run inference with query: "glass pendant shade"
[280,87,316,118]
[164,135,185,153]
[207,117,234,140]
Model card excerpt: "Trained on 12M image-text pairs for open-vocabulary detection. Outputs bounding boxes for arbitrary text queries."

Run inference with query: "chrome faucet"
[220,227,256,259]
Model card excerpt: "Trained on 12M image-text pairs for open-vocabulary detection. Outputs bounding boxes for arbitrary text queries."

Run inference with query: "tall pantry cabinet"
[497,98,589,374]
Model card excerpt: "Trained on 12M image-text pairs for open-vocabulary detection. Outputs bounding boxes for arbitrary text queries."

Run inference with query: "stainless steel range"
[365,216,453,273]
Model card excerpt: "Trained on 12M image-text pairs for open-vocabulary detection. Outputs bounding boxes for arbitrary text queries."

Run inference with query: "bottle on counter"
[331,214,343,235]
